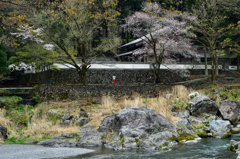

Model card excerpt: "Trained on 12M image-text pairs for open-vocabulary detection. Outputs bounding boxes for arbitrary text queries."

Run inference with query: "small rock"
[62,110,72,121]
[227,140,239,152]
[78,124,96,132]
[170,105,177,112]
[57,113,62,118]
[60,120,70,127]
[80,112,88,118]
[0,124,8,141]
[47,109,55,116]
[77,118,90,126]
[177,119,194,131]
[72,115,80,124]
[173,111,189,118]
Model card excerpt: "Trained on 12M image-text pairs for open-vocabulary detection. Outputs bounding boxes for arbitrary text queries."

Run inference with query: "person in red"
[113,76,116,85]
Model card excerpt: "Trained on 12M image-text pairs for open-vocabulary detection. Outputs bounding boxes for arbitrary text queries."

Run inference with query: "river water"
[70,134,240,159]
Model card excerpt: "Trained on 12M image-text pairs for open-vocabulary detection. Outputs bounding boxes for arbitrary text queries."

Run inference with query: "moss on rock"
[178,132,196,141]
[221,131,232,139]
[231,129,240,134]
[170,135,177,141]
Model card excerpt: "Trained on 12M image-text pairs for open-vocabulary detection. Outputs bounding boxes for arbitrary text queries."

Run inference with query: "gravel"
[0,144,94,159]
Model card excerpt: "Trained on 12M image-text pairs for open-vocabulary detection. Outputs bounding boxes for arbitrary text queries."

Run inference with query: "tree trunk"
[78,69,87,85]
[204,47,208,75]
[153,63,161,83]
[238,55,239,72]
[211,54,215,82]
[215,54,218,75]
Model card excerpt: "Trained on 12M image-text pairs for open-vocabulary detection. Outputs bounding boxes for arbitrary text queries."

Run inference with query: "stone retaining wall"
[36,78,213,100]
[19,68,237,85]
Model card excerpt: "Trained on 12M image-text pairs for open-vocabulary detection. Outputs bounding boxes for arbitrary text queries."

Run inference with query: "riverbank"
[0,144,94,159]
[1,83,240,145]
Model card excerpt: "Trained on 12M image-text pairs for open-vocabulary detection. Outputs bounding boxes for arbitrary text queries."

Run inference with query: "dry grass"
[0,85,196,142]
[90,85,192,126]
[0,104,80,141]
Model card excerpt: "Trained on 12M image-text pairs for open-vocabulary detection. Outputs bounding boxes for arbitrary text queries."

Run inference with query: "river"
[71,134,240,159]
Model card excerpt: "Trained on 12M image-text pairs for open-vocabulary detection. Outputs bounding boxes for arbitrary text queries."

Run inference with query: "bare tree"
[124,2,198,82]
[191,0,231,81]
[31,0,120,84]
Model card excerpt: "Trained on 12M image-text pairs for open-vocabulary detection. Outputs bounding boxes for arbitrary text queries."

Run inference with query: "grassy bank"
[0,84,239,144]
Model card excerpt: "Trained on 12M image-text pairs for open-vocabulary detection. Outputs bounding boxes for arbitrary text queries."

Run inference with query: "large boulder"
[219,99,240,124]
[209,120,231,138]
[98,106,178,150]
[190,96,218,116]
[0,124,8,141]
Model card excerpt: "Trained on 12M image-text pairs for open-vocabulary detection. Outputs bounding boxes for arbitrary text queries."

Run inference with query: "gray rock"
[47,109,55,116]
[72,115,79,124]
[78,124,96,133]
[219,99,240,124]
[0,124,7,141]
[176,119,194,132]
[173,111,189,118]
[188,116,202,125]
[98,106,178,150]
[77,130,102,147]
[57,113,62,118]
[80,112,88,118]
[61,110,71,121]
[170,105,177,112]
[209,120,231,138]
[176,119,198,142]
[190,96,218,116]
[228,140,239,152]
[60,120,70,127]
[38,130,102,148]
[203,125,210,132]
[77,118,90,126]
[38,132,79,147]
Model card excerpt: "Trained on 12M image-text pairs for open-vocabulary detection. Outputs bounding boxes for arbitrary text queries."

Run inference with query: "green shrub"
[41,135,50,140]
[9,111,29,127]
[225,77,235,80]
[32,96,42,104]
[220,92,228,100]
[0,96,22,111]
[4,137,25,144]
[203,120,210,127]
[48,114,60,124]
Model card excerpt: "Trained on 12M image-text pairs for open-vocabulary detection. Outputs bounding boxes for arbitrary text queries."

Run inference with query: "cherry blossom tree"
[124,2,198,82]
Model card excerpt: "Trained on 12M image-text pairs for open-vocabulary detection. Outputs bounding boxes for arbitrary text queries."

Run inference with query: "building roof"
[118,37,144,49]
[115,51,135,57]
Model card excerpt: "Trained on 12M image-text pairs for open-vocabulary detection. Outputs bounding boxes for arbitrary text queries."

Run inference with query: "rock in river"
[209,120,231,138]
[98,106,178,150]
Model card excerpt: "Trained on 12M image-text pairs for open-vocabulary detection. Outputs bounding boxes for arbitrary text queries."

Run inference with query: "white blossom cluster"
[11,25,54,51]
[189,92,199,99]
[8,62,35,72]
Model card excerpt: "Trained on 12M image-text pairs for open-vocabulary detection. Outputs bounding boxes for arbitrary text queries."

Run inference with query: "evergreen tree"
[0,27,10,81]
